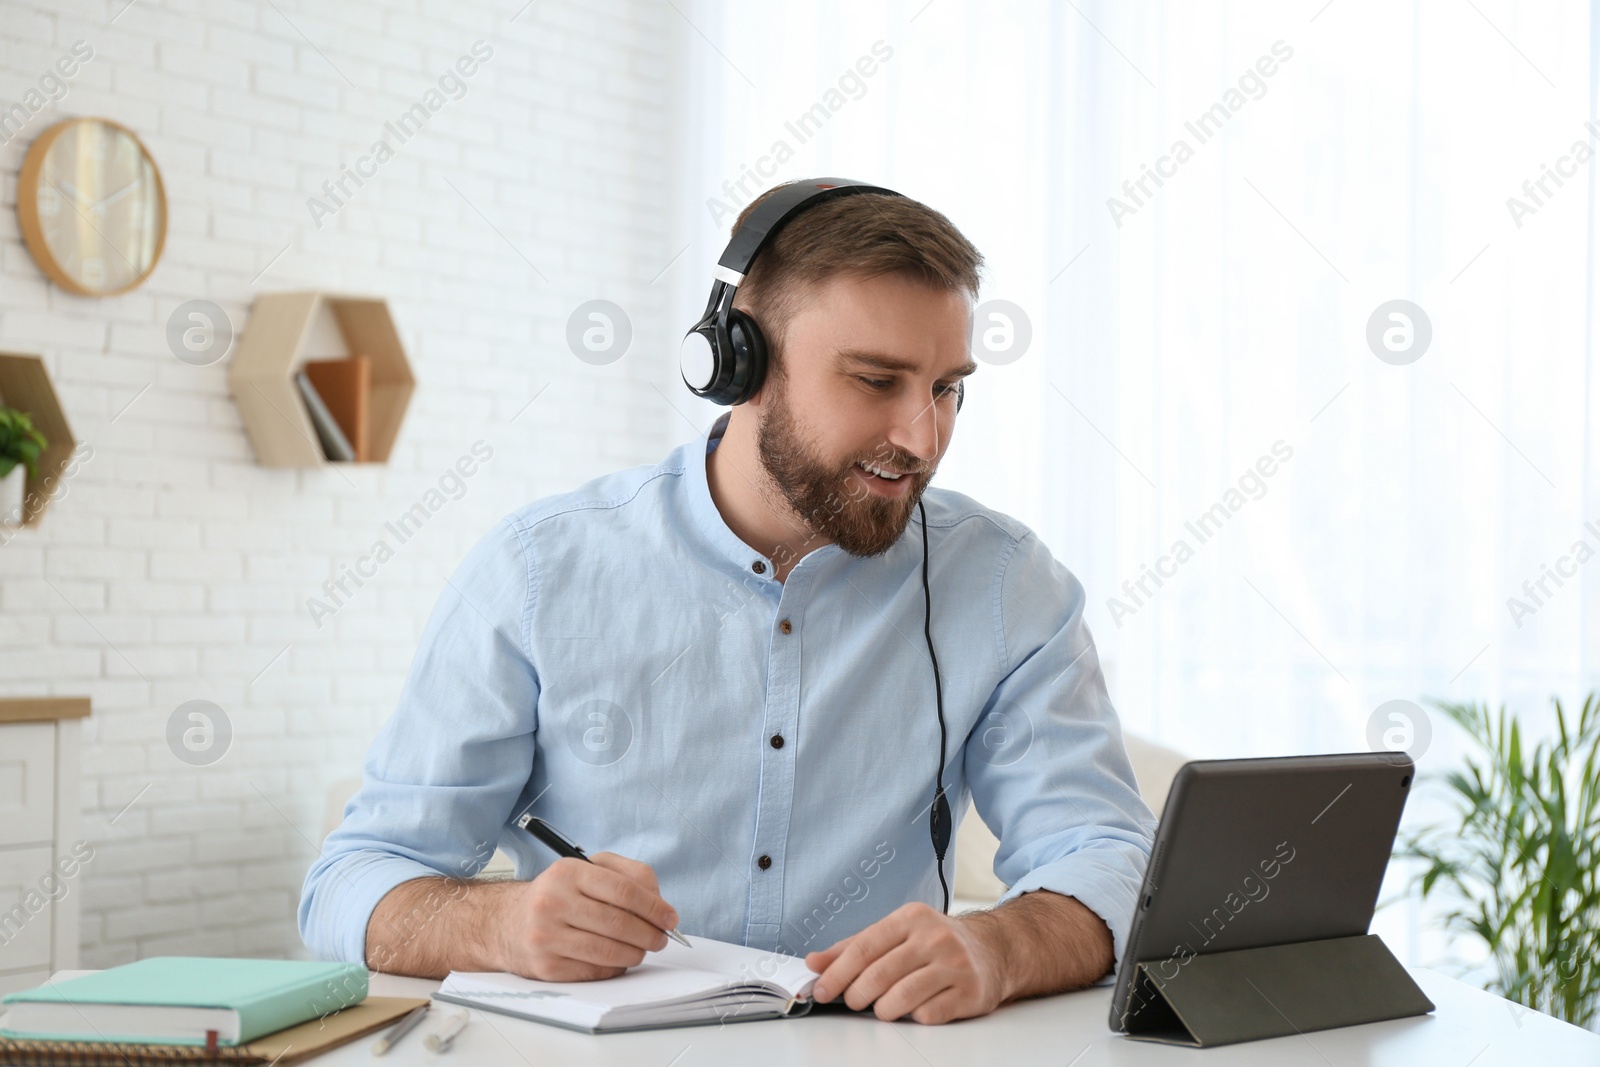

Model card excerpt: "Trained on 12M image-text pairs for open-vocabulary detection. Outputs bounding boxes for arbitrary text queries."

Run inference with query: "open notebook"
[432,936,819,1033]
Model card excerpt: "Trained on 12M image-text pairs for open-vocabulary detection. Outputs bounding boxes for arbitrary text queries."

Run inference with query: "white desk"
[284,966,1597,1065]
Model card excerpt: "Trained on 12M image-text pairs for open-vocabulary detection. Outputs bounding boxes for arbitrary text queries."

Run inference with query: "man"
[299,181,1156,1026]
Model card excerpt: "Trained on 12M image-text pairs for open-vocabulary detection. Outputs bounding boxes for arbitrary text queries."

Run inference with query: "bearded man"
[300,180,1155,1026]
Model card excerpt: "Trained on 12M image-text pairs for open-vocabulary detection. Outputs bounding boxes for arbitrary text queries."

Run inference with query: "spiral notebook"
[0,982,425,1066]
[432,936,819,1034]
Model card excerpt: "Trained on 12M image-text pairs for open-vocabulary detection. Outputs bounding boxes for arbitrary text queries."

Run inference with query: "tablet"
[1108,751,1414,1032]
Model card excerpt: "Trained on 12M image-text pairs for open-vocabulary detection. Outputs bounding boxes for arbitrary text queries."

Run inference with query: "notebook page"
[436,938,819,1028]
[437,966,726,1028]
[650,938,818,999]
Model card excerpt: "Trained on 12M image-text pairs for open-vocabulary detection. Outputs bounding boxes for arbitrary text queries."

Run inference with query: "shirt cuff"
[300,849,456,965]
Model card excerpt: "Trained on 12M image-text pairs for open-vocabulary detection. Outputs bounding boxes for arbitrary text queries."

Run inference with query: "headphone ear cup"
[724,308,769,405]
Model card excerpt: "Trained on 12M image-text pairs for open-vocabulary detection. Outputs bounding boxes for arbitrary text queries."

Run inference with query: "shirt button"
[752,561,766,574]
[770,734,784,749]
[758,854,772,870]
[779,618,792,634]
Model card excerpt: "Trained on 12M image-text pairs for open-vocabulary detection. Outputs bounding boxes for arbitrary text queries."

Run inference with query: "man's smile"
[854,461,915,496]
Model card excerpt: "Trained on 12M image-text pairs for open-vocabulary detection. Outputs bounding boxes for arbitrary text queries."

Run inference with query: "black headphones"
[683,177,956,912]
[678,177,963,414]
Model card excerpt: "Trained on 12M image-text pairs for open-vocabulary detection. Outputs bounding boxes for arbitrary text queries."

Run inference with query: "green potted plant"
[1399,694,1600,1029]
[0,406,48,524]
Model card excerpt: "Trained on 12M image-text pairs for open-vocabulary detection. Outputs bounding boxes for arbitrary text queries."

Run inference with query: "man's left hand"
[805,902,1009,1024]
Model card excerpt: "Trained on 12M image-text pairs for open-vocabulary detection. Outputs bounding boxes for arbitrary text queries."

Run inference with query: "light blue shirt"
[299,412,1156,969]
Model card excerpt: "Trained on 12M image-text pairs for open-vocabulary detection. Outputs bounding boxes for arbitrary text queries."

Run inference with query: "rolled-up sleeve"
[297,517,540,964]
[964,530,1157,969]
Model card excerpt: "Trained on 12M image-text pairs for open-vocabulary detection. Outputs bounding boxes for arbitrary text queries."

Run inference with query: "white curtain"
[669,0,1600,965]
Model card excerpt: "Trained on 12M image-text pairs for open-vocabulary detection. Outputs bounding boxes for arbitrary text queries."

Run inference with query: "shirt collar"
[683,411,777,580]
[682,411,842,582]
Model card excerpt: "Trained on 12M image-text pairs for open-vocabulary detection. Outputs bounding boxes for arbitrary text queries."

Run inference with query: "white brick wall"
[0,0,689,965]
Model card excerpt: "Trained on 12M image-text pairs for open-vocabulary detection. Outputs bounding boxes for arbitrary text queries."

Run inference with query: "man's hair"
[730,183,984,376]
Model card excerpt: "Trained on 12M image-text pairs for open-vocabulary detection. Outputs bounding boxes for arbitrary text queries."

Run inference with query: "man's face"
[751,271,976,558]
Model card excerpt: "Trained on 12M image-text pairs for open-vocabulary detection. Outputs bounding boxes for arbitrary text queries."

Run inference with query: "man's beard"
[755,374,933,558]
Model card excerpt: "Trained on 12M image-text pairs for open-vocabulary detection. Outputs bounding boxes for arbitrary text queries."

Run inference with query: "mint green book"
[0,958,368,1046]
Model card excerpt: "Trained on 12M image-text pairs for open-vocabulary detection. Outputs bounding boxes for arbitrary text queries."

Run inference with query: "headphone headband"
[715,178,902,283]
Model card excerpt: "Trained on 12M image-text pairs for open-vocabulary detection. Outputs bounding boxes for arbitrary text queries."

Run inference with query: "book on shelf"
[302,355,371,462]
[292,371,355,462]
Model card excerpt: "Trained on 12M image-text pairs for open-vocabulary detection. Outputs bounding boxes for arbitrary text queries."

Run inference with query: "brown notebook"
[302,356,371,462]
[0,995,427,1065]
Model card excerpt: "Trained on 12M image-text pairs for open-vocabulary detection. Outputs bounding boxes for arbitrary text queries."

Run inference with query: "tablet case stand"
[1123,933,1435,1047]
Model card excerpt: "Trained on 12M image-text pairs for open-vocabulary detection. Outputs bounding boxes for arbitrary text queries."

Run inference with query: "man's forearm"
[960,889,1115,1002]
[365,877,511,978]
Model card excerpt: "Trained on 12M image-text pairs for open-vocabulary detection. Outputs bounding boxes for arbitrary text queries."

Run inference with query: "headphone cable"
[918,498,952,914]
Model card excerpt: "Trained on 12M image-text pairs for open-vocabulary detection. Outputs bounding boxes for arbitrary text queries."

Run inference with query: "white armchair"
[952,732,1187,910]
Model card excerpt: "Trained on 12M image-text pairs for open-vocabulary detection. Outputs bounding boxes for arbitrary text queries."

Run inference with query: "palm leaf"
[1398,694,1600,1029]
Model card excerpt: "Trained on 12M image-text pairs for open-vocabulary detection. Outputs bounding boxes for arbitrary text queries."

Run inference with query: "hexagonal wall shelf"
[0,352,78,527]
[228,292,415,467]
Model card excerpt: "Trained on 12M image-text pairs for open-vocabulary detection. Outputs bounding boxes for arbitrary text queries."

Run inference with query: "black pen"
[516,813,692,948]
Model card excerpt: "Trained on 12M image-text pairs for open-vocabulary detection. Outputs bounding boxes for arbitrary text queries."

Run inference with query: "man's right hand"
[492,852,679,982]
